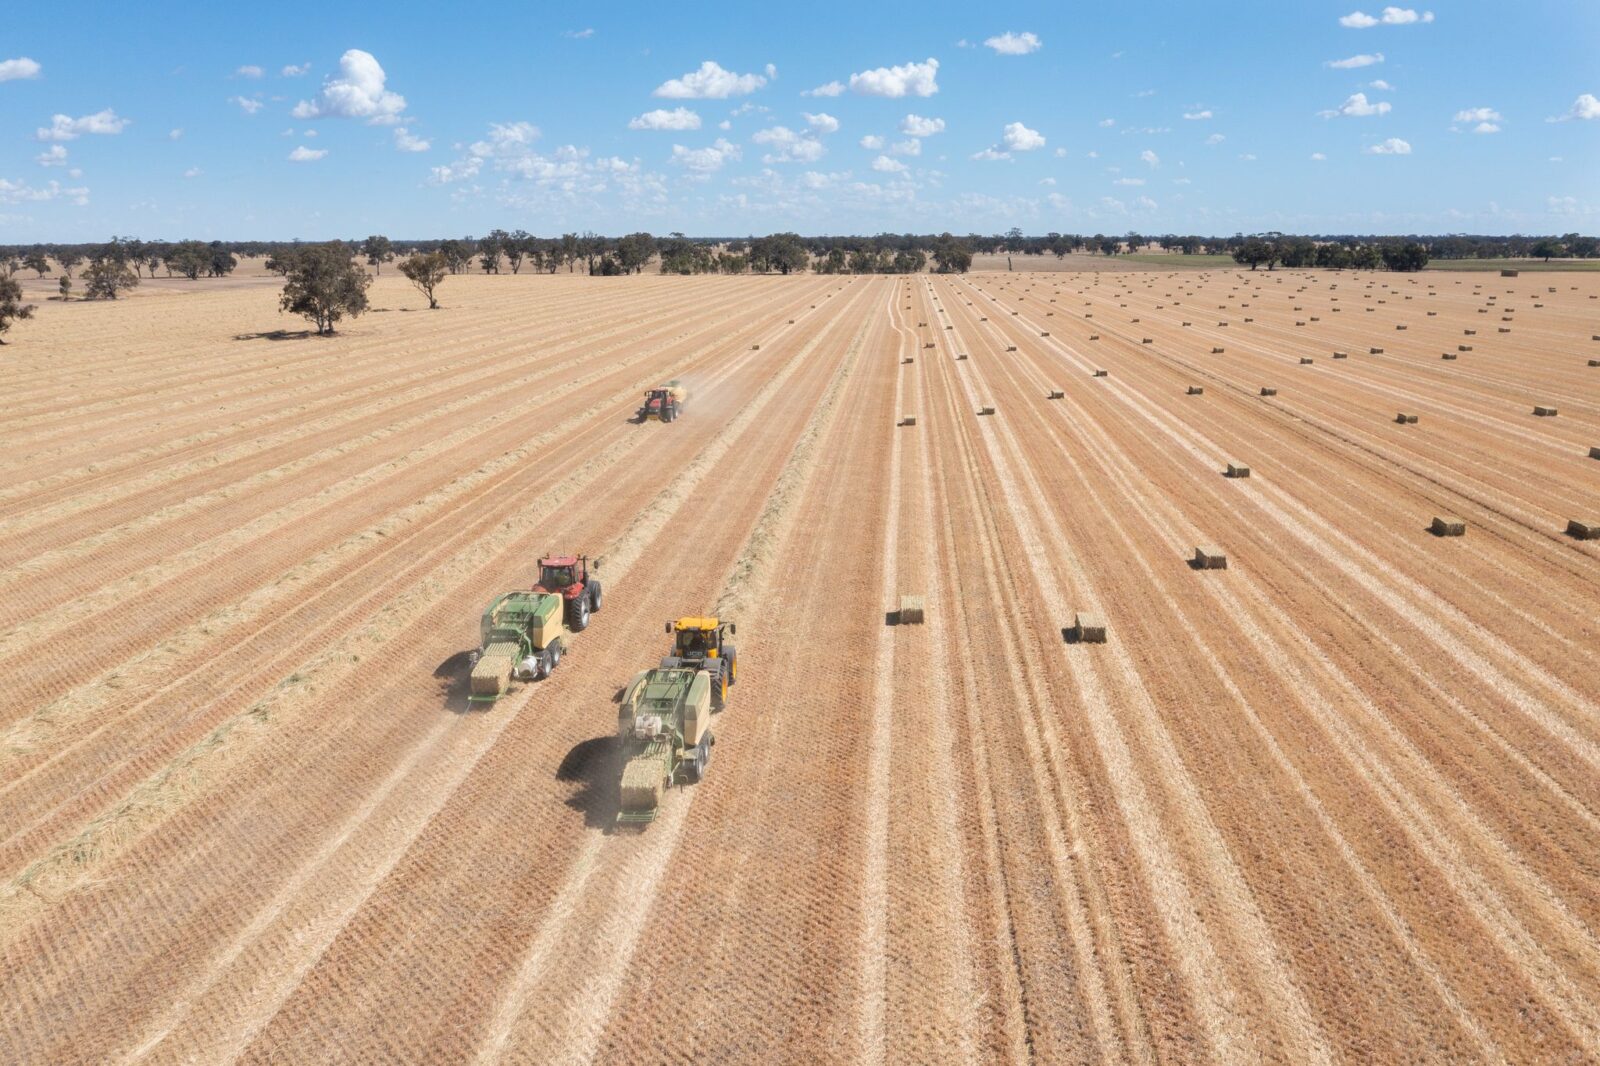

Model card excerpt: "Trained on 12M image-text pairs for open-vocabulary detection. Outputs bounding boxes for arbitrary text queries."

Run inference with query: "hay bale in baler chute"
[1430,516,1466,537]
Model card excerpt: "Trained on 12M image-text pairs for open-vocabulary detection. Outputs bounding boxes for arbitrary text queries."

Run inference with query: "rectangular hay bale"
[1071,612,1106,644]
[1193,545,1228,570]
[1186,386,1204,395]
[1533,406,1558,417]
[1565,520,1600,541]
[1260,386,1277,396]
[897,595,925,624]
[1396,413,1419,424]
[1225,463,1251,478]
[1431,516,1466,537]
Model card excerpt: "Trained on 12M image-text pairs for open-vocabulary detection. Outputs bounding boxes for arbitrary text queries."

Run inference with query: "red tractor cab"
[533,554,604,631]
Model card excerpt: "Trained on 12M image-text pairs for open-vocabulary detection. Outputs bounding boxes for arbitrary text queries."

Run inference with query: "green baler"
[469,591,564,705]
[616,666,714,824]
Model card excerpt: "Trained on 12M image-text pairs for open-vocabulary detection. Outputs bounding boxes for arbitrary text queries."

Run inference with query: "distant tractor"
[616,666,717,824]
[469,591,566,704]
[640,380,688,422]
[661,617,737,710]
[532,554,603,631]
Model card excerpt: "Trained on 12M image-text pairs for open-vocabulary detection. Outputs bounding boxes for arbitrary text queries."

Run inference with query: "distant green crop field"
[1424,258,1600,272]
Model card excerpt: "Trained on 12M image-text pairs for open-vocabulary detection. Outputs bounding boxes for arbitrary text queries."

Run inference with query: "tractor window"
[680,631,708,656]
[541,566,574,588]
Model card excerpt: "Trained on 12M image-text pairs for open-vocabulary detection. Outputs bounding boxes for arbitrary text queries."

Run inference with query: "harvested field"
[2,267,1598,1064]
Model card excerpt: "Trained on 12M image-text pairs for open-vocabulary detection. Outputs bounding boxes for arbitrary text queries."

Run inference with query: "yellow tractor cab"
[662,617,738,710]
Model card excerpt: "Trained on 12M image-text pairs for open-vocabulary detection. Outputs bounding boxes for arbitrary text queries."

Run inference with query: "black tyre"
[683,735,711,783]
[569,595,590,631]
[549,639,563,670]
[723,645,738,685]
[710,667,727,712]
[589,580,603,613]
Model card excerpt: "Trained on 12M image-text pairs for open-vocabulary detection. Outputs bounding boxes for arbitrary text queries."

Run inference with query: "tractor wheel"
[589,581,603,612]
[548,639,563,672]
[711,668,728,712]
[684,735,711,783]
[723,645,738,685]
[570,596,590,632]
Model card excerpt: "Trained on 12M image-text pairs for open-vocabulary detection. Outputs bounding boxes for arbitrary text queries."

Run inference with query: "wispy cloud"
[628,107,701,131]
[288,145,327,162]
[1364,136,1411,154]
[36,109,130,141]
[984,31,1041,55]
[1327,52,1384,69]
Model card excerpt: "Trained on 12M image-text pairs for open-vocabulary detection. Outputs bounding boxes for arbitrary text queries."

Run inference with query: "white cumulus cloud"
[1320,92,1391,117]
[654,60,769,99]
[1367,79,1393,90]
[629,107,701,131]
[36,109,130,141]
[0,57,43,81]
[1327,52,1384,69]
[1140,149,1159,166]
[168,128,183,139]
[0,177,90,205]
[900,114,945,137]
[859,134,884,149]
[1364,136,1411,154]
[1311,151,1327,160]
[871,155,907,173]
[288,145,327,161]
[235,65,263,78]
[752,125,825,163]
[1340,7,1433,27]
[393,127,430,151]
[889,138,920,156]
[1098,118,1115,128]
[1114,177,1145,186]
[1454,106,1500,123]
[35,144,68,167]
[183,166,202,178]
[848,58,939,98]
[1549,93,1600,121]
[292,49,406,123]
[281,63,310,76]
[804,111,840,133]
[671,137,741,172]
[229,95,264,115]
[1002,121,1045,150]
[1183,109,1213,120]
[984,31,1041,55]
[1472,122,1500,134]
[803,81,845,97]
[1205,133,1225,145]
[971,147,1010,161]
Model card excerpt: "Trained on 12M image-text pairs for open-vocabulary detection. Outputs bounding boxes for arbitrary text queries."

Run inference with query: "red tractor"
[532,555,604,631]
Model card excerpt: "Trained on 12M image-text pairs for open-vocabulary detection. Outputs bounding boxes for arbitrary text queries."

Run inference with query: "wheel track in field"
[0,283,837,887]
[952,274,1600,1057]
[0,282,826,711]
[469,282,881,1066]
[0,280,711,512]
[0,275,870,1062]
[937,278,1335,1063]
[105,280,875,1065]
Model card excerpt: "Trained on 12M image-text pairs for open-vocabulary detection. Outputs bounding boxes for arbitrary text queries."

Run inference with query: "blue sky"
[2,2,1597,241]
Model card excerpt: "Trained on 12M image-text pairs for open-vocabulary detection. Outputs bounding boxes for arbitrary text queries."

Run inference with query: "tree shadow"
[233,329,317,342]
[558,736,621,829]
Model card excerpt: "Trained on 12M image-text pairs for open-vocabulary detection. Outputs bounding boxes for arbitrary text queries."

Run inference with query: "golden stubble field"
[1,266,1597,1064]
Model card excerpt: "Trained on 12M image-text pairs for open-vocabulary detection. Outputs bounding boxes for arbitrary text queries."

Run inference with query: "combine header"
[469,592,565,704]
[640,380,688,423]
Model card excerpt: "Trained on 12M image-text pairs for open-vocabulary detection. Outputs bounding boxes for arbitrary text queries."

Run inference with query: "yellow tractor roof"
[674,616,720,631]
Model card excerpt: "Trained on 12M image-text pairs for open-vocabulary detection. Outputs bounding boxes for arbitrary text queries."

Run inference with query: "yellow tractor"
[661,617,737,711]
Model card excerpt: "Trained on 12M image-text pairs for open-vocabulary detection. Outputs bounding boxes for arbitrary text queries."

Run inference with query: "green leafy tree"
[363,235,394,275]
[1529,238,1564,262]
[932,233,973,274]
[0,275,36,342]
[208,241,238,277]
[58,276,72,301]
[278,242,371,334]
[615,232,657,274]
[167,240,210,280]
[57,250,83,278]
[83,259,140,299]
[24,250,51,278]
[1232,238,1279,271]
[1380,242,1429,272]
[504,230,530,274]
[398,251,448,309]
